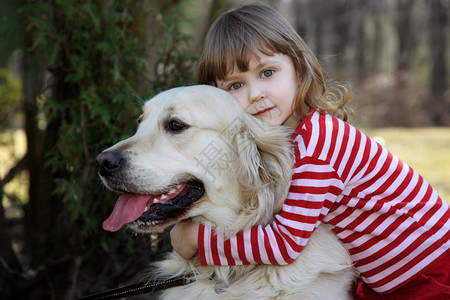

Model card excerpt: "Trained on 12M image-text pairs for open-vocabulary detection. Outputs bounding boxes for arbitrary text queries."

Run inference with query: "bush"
[19,1,198,298]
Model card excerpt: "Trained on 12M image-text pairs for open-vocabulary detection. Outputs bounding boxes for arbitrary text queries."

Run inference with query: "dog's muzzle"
[97,150,205,232]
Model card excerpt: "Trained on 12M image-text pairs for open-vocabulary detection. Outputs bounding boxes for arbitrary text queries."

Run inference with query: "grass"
[365,127,450,204]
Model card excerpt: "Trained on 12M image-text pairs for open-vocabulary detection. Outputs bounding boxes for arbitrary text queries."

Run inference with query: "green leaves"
[22,1,198,294]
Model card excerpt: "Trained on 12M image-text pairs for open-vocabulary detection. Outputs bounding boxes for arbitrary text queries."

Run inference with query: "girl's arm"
[171,157,344,265]
[170,219,199,259]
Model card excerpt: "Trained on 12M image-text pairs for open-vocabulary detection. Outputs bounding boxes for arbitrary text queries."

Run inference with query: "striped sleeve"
[198,155,345,266]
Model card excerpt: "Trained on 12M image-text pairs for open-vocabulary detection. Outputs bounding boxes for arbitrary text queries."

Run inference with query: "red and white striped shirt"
[198,109,450,294]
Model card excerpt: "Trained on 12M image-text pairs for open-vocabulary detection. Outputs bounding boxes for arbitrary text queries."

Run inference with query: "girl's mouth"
[253,107,275,116]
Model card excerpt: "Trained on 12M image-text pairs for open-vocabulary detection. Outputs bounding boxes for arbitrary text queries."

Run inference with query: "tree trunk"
[396,0,415,87]
[194,0,229,53]
[429,0,449,125]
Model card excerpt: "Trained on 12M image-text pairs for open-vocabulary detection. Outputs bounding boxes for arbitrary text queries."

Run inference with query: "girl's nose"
[249,85,266,104]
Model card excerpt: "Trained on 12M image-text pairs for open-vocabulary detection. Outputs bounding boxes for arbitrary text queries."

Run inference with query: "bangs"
[216,33,275,81]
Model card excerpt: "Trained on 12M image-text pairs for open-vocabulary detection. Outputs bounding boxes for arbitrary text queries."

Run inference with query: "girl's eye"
[262,69,274,78]
[229,82,243,91]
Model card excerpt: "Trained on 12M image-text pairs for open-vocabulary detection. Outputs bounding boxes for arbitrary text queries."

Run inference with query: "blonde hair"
[197,4,351,121]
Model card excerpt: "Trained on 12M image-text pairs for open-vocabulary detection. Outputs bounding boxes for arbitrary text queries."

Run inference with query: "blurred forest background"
[0,0,449,299]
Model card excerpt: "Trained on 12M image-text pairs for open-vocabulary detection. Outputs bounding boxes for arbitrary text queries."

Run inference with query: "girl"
[170,5,450,299]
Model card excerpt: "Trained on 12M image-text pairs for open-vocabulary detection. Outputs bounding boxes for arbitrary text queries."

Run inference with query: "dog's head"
[97,85,293,235]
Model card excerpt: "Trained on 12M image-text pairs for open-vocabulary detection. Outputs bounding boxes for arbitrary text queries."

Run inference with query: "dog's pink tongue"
[103,194,152,232]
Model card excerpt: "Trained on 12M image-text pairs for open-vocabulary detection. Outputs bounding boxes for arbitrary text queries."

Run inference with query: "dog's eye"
[136,115,143,124]
[166,119,188,133]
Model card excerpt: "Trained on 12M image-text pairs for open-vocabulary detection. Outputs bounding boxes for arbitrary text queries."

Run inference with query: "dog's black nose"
[96,151,123,176]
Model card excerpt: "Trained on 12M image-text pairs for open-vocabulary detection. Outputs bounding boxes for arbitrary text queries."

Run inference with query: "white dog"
[97,85,357,299]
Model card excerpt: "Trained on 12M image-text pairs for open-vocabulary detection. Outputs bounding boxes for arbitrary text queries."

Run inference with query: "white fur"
[101,85,357,299]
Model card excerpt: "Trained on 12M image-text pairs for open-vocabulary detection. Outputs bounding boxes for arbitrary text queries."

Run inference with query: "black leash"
[79,276,191,300]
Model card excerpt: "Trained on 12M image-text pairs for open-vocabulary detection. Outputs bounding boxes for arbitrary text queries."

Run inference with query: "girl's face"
[217,52,300,128]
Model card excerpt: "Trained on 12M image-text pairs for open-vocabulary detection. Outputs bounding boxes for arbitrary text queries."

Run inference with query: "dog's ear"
[228,114,293,227]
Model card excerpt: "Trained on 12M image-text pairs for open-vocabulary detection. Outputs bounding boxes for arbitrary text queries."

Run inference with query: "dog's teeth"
[160,194,169,200]
[168,188,176,195]
[144,206,149,212]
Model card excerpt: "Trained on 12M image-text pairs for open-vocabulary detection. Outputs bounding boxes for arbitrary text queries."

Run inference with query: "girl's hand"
[170,219,199,259]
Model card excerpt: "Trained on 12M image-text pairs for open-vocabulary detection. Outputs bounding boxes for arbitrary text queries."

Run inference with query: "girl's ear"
[228,114,293,226]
